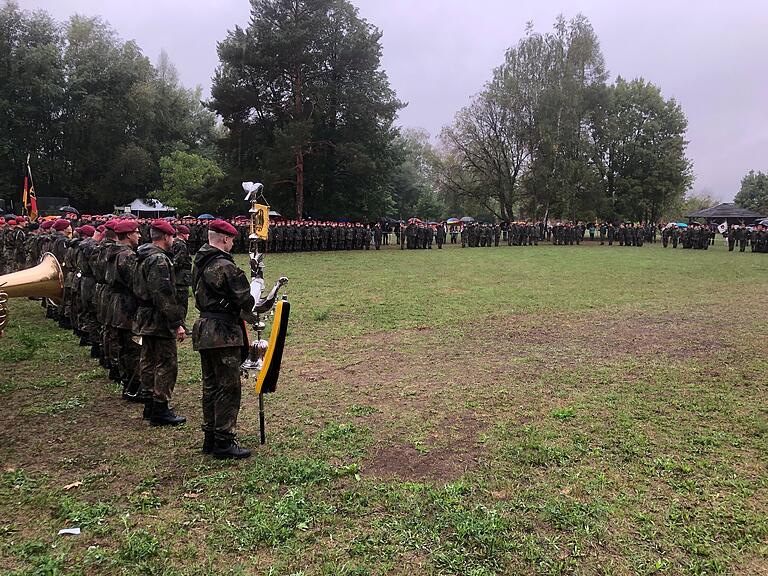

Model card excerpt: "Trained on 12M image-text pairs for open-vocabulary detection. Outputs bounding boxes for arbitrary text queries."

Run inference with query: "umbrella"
[197,213,215,220]
[460,216,475,223]
[268,210,282,218]
[407,217,422,224]
[446,217,461,225]
[759,218,768,226]
[59,205,80,216]
[675,222,688,228]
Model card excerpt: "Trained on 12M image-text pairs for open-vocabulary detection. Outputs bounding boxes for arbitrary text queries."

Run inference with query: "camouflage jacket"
[77,238,98,304]
[133,244,183,338]
[50,233,69,271]
[63,238,81,289]
[191,244,255,351]
[171,238,192,287]
[106,243,137,329]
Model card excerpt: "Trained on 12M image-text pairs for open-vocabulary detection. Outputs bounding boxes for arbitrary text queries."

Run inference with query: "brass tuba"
[0,253,64,334]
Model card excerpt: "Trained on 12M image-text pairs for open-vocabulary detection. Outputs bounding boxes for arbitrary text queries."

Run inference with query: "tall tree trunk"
[293,65,304,219]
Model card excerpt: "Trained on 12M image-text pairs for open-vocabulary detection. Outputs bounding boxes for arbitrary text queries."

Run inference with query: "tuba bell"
[0,252,64,334]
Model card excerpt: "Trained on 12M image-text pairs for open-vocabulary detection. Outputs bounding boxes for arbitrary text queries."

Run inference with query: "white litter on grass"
[57,528,81,536]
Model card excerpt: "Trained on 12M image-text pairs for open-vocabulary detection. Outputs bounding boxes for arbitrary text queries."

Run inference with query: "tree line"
[1,1,729,222]
[0,1,220,214]
[437,16,694,223]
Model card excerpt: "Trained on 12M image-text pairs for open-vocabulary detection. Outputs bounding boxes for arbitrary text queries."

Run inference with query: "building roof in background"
[685,203,765,219]
[115,198,176,212]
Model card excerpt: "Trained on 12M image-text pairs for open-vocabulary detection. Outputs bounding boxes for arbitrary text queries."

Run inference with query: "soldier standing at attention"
[172,224,192,325]
[109,219,141,400]
[435,223,445,249]
[134,220,187,425]
[192,220,257,459]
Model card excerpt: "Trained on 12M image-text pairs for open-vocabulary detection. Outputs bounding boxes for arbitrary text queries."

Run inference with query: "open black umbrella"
[198,213,215,220]
[460,216,475,223]
[59,205,80,216]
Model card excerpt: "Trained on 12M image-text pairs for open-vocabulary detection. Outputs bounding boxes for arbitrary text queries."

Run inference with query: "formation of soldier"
[0,213,258,459]
[724,223,768,253]
[661,222,716,249]
[267,220,383,252]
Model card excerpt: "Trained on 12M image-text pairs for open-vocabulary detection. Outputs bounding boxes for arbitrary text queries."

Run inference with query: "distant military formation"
[659,221,768,252]
[129,218,388,254]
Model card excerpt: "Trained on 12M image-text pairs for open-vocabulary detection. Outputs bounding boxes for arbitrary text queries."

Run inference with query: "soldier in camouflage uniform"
[134,220,187,425]
[107,219,141,399]
[76,225,100,355]
[171,224,192,325]
[192,219,257,459]
[49,219,72,323]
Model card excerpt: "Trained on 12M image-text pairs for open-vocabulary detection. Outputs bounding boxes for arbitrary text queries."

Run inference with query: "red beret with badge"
[208,219,238,237]
[150,219,176,236]
[52,219,71,231]
[114,219,139,234]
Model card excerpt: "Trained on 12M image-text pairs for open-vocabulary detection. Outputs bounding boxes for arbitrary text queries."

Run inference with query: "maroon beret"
[151,219,175,236]
[16,215,26,222]
[52,219,71,231]
[41,220,53,230]
[96,224,106,233]
[79,225,96,237]
[175,224,190,235]
[208,219,237,237]
[7,219,17,226]
[114,219,139,234]
[104,219,118,231]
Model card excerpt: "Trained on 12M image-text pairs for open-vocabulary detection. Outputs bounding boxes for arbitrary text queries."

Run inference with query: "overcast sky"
[19,0,768,201]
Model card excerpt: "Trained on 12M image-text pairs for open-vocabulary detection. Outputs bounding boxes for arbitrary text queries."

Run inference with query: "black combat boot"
[150,401,186,427]
[59,316,72,330]
[213,437,251,460]
[108,366,121,382]
[202,432,215,454]
[90,343,101,359]
[139,393,154,420]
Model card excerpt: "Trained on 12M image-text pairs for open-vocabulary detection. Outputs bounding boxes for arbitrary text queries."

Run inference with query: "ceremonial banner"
[251,203,270,240]
[22,176,28,211]
[28,186,38,221]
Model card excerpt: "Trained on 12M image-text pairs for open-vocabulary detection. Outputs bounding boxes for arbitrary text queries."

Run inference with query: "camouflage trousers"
[176,287,190,326]
[139,335,178,402]
[103,326,119,369]
[199,347,242,440]
[117,328,140,390]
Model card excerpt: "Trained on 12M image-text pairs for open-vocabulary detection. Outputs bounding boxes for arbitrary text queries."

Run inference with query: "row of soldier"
[0,214,261,459]
[162,219,388,254]
[724,223,768,253]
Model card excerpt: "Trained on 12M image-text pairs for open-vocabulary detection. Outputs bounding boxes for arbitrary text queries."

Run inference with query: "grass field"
[1,241,767,575]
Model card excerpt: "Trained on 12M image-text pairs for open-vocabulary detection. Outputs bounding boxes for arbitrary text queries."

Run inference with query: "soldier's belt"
[199,310,239,322]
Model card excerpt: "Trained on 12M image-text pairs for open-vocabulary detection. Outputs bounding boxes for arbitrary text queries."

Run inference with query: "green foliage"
[438,16,692,223]
[157,150,224,215]
[0,2,216,211]
[734,170,768,214]
[210,0,403,220]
